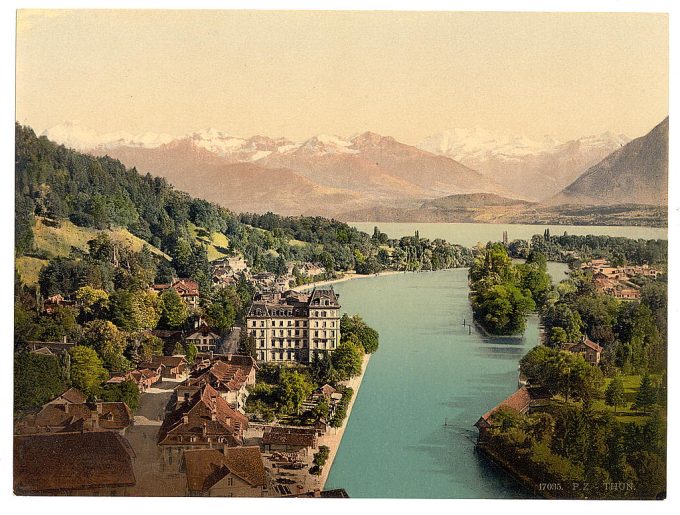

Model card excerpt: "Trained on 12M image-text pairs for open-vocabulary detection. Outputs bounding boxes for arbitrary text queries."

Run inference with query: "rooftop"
[14,432,136,494]
[183,446,267,493]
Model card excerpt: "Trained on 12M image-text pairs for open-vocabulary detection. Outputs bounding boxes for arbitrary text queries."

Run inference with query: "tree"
[80,320,130,372]
[109,289,160,332]
[340,313,380,354]
[130,332,164,363]
[312,399,330,421]
[159,288,189,329]
[75,285,109,321]
[205,286,240,332]
[14,352,67,413]
[634,374,657,415]
[239,330,257,359]
[627,451,666,499]
[550,327,569,345]
[278,369,313,415]
[101,379,140,410]
[69,346,108,398]
[185,342,198,364]
[519,345,554,385]
[605,374,625,413]
[331,340,363,380]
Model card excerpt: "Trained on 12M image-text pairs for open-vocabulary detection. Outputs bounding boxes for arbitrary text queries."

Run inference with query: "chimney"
[63,335,67,344]
[90,411,98,430]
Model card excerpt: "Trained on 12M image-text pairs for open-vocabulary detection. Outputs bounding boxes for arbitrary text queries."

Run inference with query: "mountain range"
[418,128,630,201]
[40,118,668,224]
[44,124,508,216]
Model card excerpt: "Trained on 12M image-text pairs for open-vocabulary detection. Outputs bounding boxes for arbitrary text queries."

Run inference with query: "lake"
[350,222,667,248]
[324,268,553,498]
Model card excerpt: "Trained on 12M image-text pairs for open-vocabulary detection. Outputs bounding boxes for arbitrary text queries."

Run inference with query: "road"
[126,379,186,496]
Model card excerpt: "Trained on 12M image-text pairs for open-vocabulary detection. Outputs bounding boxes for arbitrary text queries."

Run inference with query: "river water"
[350,222,667,248]
[324,268,555,498]
[325,222,662,498]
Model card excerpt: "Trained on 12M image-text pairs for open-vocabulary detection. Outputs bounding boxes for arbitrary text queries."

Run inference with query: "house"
[613,287,641,300]
[561,335,604,365]
[14,432,136,496]
[318,384,336,399]
[212,255,249,274]
[42,294,76,314]
[212,268,237,288]
[297,262,326,278]
[15,401,133,436]
[138,355,189,380]
[152,278,200,308]
[25,337,75,354]
[250,272,277,291]
[176,355,256,412]
[246,287,341,363]
[158,384,249,471]
[46,387,87,406]
[261,426,318,455]
[182,446,270,497]
[185,323,222,353]
[474,386,551,438]
[107,367,161,392]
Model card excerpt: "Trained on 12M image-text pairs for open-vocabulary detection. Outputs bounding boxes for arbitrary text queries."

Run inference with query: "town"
[15,267,366,497]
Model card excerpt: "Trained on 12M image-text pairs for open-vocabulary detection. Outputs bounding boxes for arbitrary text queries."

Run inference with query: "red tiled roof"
[562,336,603,354]
[262,426,317,447]
[159,384,248,446]
[14,432,135,494]
[53,387,87,405]
[476,386,534,428]
[16,401,132,434]
[140,355,187,369]
[187,360,251,393]
[183,446,267,493]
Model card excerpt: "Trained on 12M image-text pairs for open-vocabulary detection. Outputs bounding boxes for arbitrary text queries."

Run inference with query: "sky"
[16,10,669,144]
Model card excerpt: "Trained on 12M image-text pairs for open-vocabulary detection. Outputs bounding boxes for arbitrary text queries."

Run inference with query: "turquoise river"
[324,223,666,498]
[323,268,545,498]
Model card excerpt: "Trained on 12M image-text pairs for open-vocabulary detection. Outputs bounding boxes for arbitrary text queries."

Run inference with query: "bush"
[330,387,354,428]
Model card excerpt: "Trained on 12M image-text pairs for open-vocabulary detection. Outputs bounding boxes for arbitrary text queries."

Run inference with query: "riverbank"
[293,270,403,292]
[316,353,371,491]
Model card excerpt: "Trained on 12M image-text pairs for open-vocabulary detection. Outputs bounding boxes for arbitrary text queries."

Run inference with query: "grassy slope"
[15,217,170,287]
[15,256,48,288]
[187,222,230,262]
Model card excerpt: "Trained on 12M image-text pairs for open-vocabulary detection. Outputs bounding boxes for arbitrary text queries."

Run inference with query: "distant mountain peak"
[42,122,175,151]
[547,117,668,207]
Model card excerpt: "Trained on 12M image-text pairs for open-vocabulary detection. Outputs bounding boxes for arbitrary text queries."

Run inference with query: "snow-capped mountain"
[42,122,175,151]
[419,127,562,161]
[418,128,630,200]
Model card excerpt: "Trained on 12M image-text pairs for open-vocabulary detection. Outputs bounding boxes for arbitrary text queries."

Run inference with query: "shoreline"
[293,270,403,292]
[316,353,371,491]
